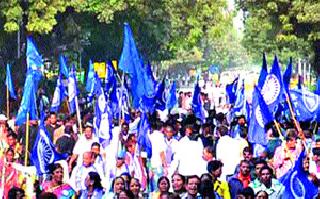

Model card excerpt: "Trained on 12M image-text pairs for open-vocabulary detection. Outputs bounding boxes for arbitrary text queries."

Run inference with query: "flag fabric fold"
[283,58,293,94]
[59,55,69,78]
[233,79,245,116]
[50,76,67,113]
[248,86,273,146]
[118,23,145,108]
[5,63,17,99]
[257,53,268,89]
[260,55,283,115]
[31,123,67,175]
[192,80,205,123]
[68,65,78,114]
[166,81,177,110]
[289,88,319,121]
[279,150,318,199]
[137,111,152,159]
[226,77,239,104]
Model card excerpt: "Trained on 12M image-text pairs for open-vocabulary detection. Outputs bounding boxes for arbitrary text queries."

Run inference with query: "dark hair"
[236,187,254,198]
[217,125,229,136]
[243,146,253,155]
[256,190,268,197]
[259,166,273,176]
[199,174,214,198]
[172,173,186,185]
[6,132,18,139]
[204,146,215,156]
[254,159,267,167]
[240,160,250,167]
[64,125,73,135]
[186,175,200,184]
[285,128,297,141]
[88,172,103,190]
[111,176,125,192]
[91,142,100,148]
[208,160,223,173]
[5,148,14,155]
[119,190,135,199]
[50,163,63,174]
[157,176,170,191]
[8,187,25,198]
[39,192,57,199]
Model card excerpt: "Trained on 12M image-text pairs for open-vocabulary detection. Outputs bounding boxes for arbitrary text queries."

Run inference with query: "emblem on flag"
[261,74,281,105]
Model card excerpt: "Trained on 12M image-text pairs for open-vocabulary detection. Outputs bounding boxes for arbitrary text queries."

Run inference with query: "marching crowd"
[0,89,319,199]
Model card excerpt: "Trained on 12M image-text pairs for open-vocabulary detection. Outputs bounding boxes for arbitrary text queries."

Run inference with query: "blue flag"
[137,111,152,159]
[260,55,283,115]
[59,55,69,78]
[31,123,67,174]
[166,81,177,110]
[15,71,38,125]
[279,150,318,199]
[245,101,251,125]
[50,76,67,113]
[105,61,119,115]
[5,63,17,99]
[86,60,95,93]
[257,53,268,89]
[248,86,273,146]
[283,58,292,94]
[117,82,131,123]
[192,80,205,123]
[289,88,319,121]
[94,73,112,143]
[68,65,78,114]
[226,77,238,104]
[26,36,43,90]
[233,79,245,116]
[297,75,302,90]
[118,23,145,108]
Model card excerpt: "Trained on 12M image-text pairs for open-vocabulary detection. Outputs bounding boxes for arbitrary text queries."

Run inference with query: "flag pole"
[75,96,82,134]
[273,120,284,141]
[285,94,303,137]
[24,112,30,166]
[6,85,9,119]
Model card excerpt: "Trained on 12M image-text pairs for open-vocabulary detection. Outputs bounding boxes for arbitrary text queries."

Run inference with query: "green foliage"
[237,0,320,73]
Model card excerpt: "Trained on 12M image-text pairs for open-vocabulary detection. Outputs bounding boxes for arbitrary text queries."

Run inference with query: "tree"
[237,0,320,74]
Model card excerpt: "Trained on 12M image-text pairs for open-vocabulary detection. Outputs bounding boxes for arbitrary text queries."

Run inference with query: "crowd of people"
[0,88,319,199]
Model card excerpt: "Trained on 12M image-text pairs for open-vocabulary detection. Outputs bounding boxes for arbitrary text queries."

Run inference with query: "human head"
[82,152,93,167]
[118,190,135,199]
[202,146,214,161]
[6,131,18,147]
[208,160,223,179]
[129,178,141,197]
[49,112,57,125]
[50,163,63,184]
[171,173,186,193]
[91,142,101,157]
[259,166,273,186]
[236,187,254,199]
[85,172,103,190]
[202,123,212,136]
[185,125,193,137]
[121,122,129,135]
[157,176,170,193]
[185,175,200,197]
[239,160,251,177]
[243,146,253,161]
[164,125,174,139]
[199,173,213,196]
[112,176,125,194]
[285,128,297,149]
[217,125,229,137]
[5,148,14,162]
[120,172,132,190]
[256,190,268,199]
[254,159,267,178]
[8,187,25,199]
[84,124,93,140]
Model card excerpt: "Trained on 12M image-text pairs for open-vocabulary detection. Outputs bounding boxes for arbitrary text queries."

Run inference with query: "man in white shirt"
[170,124,204,177]
[68,123,99,171]
[216,125,240,180]
[69,151,98,196]
[148,119,167,191]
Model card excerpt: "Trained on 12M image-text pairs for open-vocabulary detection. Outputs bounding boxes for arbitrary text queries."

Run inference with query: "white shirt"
[69,165,97,191]
[73,135,99,166]
[171,136,204,176]
[148,130,166,168]
[216,135,239,180]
